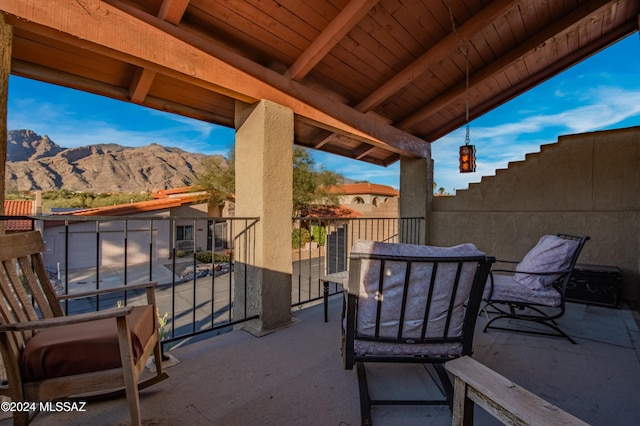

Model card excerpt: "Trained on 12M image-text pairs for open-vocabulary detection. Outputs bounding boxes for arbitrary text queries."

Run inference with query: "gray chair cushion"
[483,274,561,307]
[514,235,579,290]
[350,240,485,357]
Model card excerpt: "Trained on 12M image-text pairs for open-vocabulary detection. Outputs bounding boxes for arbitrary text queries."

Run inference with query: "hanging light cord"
[464,46,471,146]
[446,1,471,146]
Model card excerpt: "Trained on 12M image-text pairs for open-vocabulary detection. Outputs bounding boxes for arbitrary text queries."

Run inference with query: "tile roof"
[59,193,208,217]
[328,183,399,197]
[4,200,34,231]
[300,205,363,218]
[151,186,194,198]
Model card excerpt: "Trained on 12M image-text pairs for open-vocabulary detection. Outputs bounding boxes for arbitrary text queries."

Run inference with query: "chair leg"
[356,363,373,426]
[483,314,576,344]
[434,364,454,409]
[154,336,164,377]
[117,316,142,426]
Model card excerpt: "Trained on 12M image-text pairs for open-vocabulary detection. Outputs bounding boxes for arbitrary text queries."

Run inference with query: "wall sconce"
[459,143,476,173]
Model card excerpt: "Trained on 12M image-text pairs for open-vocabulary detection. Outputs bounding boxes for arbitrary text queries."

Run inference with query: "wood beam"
[284,0,378,81]
[12,59,235,127]
[1,0,428,159]
[61,0,429,158]
[129,68,157,103]
[355,0,517,113]
[313,132,337,149]
[158,0,189,25]
[397,0,616,135]
[128,1,189,103]
[354,144,376,160]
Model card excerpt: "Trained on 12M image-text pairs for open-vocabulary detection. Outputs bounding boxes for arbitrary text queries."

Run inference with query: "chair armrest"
[0,306,134,333]
[496,260,519,264]
[493,268,571,276]
[57,281,158,301]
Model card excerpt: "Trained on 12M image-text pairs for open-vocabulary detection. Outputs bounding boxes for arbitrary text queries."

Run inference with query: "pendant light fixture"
[459,45,476,173]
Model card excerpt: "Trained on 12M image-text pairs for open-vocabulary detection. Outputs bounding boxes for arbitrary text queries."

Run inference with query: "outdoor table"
[319,271,348,322]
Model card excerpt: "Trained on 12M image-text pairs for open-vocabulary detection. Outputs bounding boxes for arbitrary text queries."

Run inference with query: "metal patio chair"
[482,233,590,344]
[0,231,168,425]
[342,240,494,425]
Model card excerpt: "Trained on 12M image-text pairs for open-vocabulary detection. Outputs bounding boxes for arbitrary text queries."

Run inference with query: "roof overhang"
[1,0,637,166]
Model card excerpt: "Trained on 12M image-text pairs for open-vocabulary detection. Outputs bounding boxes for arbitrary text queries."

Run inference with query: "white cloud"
[432,85,640,193]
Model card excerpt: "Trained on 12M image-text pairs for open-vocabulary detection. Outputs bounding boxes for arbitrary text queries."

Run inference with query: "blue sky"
[8,33,639,194]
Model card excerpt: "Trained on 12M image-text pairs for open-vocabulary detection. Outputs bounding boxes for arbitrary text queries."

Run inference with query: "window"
[177,225,193,241]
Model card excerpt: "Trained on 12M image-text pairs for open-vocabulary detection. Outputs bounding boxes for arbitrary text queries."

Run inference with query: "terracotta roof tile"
[328,183,399,197]
[4,200,34,231]
[301,205,363,218]
[60,195,206,217]
[152,186,194,198]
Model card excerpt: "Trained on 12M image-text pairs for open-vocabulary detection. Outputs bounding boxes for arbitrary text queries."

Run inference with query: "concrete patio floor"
[7,297,640,426]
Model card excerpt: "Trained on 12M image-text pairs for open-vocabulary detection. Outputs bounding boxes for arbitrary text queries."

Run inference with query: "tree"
[193,151,235,207]
[194,146,343,214]
[292,146,342,214]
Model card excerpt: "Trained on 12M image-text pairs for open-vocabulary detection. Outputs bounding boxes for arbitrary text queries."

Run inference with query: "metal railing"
[291,216,424,308]
[1,215,259,347]
[1,214,423,347]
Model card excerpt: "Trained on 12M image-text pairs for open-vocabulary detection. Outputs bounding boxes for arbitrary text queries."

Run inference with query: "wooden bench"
[445,356,589,426]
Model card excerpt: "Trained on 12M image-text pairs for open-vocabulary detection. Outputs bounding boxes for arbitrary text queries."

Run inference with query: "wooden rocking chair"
[342,240,494,425]
[0,231,168,425]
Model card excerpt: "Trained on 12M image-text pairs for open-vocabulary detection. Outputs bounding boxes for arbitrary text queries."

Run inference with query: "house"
[329,183,397,212]
[326,183,399,218]
[41,189,229,270]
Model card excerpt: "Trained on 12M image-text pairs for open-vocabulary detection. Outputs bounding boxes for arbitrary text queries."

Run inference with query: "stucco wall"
[430,126,640,304]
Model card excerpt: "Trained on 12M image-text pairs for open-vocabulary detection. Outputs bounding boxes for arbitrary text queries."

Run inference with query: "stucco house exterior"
[40,189,226,270]
[328,183,399,217]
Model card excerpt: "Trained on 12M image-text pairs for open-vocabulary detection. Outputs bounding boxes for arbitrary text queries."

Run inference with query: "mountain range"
[6,130,222,193]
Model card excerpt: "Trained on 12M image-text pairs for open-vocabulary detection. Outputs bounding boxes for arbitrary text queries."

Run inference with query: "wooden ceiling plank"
[188,1,304,65]
[367,2,424,59]
[352,4,418,68]
[355,0,518,113]
[1,0,431,159]
[285,0,378,80]
[13,29,131,86]
[12,59,234,126]
[423,16,638,141]
[158,0,190,25]
[129,67,156,103]
[397,0,617,134]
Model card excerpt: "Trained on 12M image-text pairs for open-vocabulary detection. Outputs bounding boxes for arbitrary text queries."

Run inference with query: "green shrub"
[312,225,326,246]
[214,253,232,262]
[196,251,213,263]
[292,228,310,249]
[176,250,185,258]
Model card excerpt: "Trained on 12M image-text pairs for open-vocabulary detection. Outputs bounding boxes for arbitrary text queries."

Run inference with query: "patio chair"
[342,240,494,425]
[482,233,590,344]
[0,231,168,425]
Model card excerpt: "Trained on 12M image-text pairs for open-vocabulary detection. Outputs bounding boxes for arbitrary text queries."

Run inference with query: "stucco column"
[399,156,432,245]
[234,99,293,333]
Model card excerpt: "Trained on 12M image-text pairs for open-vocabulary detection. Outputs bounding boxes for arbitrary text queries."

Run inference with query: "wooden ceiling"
[1,0,638,166]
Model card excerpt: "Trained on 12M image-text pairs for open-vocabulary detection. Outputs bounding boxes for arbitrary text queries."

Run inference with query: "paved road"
[61,257,341,344]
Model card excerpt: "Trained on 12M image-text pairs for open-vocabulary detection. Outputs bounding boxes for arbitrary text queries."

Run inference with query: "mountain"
[6,130,222,193]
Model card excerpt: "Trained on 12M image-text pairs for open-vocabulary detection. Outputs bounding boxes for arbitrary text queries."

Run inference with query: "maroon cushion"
[21,305,156,382]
